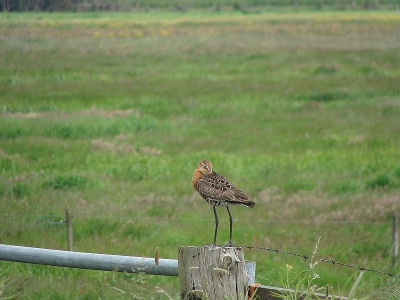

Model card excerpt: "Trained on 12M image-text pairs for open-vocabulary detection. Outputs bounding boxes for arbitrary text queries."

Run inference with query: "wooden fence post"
[178,245,249,300]
[66,208,73,251]
[393,214,398,267]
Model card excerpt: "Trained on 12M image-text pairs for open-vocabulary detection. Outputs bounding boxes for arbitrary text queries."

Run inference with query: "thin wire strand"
[0,213,392,224]
[238,244,400,279]
[37,216,66,225]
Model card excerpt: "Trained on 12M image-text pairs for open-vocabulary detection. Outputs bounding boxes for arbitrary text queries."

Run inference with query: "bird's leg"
[226,206,233,247]
[213,205,218,246]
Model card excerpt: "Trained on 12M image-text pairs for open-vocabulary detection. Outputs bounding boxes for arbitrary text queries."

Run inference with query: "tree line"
[2,0,122,12]
[2,0,398,12]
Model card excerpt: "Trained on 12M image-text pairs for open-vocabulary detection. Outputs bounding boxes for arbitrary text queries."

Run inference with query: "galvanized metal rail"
[0,244,178,276]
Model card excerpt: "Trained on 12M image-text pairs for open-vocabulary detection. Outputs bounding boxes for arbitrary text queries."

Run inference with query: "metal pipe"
[245,261,256,285]
[0,244,178,276]
[0,244,256,281]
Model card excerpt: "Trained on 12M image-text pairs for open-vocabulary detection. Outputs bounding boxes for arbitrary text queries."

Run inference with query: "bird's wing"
[197,172,249,203]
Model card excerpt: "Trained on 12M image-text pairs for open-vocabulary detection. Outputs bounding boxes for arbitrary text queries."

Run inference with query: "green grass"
[1,9,400,299]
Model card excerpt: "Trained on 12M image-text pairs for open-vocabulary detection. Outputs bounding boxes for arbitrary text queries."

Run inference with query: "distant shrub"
[74,219,118,239]
[233,2,241,10]
[358,65,385,76]
[49,124,78,139]
[333,180,359,193]
[12,183,31,198]
[394,168,400,178]
[0,118,35,139]
[309,91,350,102]
[283,177,316,193]
[313,64,339,75]
[315,2,323,10]
[43,175,87,189]
[122,225,150,240]
[43,116,160,139]
[0,183,8,196]
[366,174,390,189]
[0,156,16,173]
[0,127,29,139]
[297,90,375,103]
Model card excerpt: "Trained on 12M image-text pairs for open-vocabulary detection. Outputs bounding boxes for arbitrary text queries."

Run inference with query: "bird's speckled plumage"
[192,159,255,208]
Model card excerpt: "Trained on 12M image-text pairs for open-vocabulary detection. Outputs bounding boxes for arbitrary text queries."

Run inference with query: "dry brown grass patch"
[1,106,140,119]
[91,139,137,154]
[78,106,140,118]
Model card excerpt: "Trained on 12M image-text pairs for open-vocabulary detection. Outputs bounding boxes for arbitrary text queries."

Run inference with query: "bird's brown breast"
[191,169,203,191]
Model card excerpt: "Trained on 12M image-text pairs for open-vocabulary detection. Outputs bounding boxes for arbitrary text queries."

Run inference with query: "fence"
[6,209,398,268]
[0,243,352,299]
[1,211,399,298]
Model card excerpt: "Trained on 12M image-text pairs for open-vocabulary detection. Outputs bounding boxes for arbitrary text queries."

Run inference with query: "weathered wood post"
[65,208,73,251]
[393,214,398,267]
[178,245,249,300]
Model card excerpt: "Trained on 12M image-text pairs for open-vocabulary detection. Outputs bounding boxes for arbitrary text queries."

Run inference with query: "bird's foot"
[224,242,235,247]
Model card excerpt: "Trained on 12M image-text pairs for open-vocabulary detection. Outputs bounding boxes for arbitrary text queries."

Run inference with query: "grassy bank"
[1,9,400,299]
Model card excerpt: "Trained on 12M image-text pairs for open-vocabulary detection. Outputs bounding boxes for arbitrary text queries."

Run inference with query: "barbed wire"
[238,244,400,279]
[37,216,66,225]
[0,213,392,224]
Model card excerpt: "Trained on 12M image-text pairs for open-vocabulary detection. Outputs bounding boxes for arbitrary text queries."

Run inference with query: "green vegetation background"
[6,0,400,12]
[1,8,400,299]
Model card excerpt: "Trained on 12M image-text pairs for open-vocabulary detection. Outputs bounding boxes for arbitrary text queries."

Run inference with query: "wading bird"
[192,159,255,246]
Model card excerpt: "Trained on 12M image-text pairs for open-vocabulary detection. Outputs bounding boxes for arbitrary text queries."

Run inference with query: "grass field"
[1,9,400,299]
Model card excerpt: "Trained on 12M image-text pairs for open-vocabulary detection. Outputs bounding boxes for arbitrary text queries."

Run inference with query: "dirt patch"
[140,146,162,155]
[78,106,140,118]
[256,188,400,222]
[113,133,134,141]
[91,139,162,155]
[1,111,58,118]
[2,106,140,119]
[91,139,137,154]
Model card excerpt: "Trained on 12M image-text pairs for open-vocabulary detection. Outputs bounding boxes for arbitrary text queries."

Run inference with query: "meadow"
[1,9,400,299]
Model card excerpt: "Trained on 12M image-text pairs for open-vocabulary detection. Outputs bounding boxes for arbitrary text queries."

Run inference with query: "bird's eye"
[202,164,208,170]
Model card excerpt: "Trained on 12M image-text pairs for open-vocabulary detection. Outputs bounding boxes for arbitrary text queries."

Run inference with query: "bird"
[192,159,255,246]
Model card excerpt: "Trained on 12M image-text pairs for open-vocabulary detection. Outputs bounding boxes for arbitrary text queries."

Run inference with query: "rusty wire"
[238,244,400,279]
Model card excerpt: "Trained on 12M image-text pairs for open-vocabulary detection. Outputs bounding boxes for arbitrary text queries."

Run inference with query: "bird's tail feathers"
[242,201,255,208]
[232,189,255,208]
[226,199,256,208]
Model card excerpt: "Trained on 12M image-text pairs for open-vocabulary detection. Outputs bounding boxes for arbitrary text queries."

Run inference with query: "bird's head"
[196,159,213,175]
